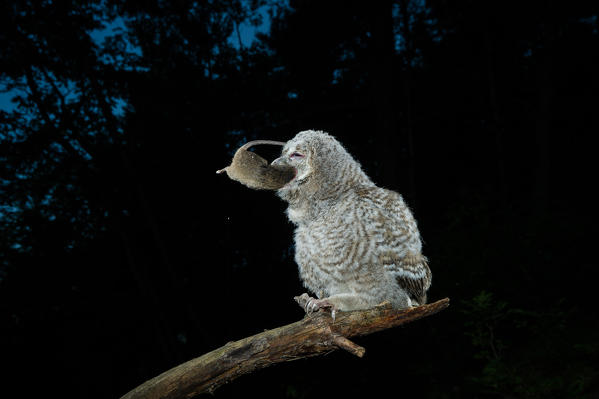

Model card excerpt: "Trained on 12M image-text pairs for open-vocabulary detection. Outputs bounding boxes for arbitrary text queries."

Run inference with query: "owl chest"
[294,222,370,295]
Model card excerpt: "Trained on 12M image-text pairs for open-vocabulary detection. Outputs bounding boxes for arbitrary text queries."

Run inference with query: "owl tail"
[412,293,427,306]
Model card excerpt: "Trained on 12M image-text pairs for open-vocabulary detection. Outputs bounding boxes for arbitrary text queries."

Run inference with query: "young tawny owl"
[272,130,431,317]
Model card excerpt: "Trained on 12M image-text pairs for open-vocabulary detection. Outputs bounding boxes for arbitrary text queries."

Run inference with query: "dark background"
[1,0,598,398]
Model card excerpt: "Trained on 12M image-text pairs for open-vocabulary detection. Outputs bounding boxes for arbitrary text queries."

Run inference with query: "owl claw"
[305,298,315,313]
[294,293,337,321]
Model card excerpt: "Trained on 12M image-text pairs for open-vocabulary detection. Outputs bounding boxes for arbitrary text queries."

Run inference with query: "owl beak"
[271,156,298,186]
[271,156,286,166]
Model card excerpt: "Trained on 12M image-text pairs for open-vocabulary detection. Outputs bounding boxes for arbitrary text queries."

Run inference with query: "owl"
[271,130,431,317]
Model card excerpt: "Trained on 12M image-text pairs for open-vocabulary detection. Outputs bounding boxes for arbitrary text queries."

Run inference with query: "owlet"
[272,130,431,317]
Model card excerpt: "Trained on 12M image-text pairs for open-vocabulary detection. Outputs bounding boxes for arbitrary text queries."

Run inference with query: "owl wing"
[365,188,432,304]
[389,252,431,304]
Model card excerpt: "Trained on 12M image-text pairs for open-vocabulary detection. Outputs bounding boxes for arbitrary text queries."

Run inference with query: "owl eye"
[289,152,305,159]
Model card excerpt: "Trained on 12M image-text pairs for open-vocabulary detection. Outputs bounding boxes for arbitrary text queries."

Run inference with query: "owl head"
[272,130,371,203]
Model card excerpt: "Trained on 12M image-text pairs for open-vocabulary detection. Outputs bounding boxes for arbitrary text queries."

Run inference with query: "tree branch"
[120,298,450,399]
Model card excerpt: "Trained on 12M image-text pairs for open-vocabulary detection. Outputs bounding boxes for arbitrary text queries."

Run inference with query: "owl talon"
[306,298,317,314]
[294,293,337,321]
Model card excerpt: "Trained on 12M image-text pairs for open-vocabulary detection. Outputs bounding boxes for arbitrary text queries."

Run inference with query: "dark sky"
[0,11,269,112]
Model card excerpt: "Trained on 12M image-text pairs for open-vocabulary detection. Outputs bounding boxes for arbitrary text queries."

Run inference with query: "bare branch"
[120,298,450,399]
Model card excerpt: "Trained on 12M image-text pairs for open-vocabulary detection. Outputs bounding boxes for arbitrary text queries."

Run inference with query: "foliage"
[461,291,599,398]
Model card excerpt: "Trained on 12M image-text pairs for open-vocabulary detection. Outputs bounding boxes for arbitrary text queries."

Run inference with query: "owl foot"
[294,293,338,321]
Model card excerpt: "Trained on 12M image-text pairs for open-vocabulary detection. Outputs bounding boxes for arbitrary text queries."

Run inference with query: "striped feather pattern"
[276,131,432,311]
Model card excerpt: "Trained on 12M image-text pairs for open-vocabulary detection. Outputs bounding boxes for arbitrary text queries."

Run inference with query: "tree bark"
[120,297,450,399]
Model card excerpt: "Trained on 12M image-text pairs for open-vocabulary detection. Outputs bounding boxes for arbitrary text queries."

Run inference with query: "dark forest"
[1,0,598,398]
